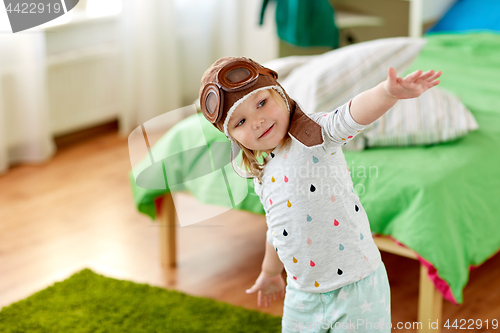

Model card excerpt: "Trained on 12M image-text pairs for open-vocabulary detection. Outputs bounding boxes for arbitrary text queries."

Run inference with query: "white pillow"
[356,87,479,148]
[262,55,318,82]
[281,37,427,114]
[277,37,478,149]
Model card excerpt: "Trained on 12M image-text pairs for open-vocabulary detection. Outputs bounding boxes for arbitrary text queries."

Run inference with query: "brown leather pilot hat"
[199,56,291,133]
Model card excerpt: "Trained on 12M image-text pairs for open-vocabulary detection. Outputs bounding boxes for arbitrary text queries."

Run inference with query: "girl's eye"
[236,119,245,127]
[258,99,266,108]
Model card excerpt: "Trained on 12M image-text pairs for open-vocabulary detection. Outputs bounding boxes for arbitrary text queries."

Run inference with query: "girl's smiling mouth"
[259,124,274,138]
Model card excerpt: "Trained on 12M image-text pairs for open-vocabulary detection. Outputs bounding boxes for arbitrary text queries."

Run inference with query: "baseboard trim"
[54,120,119,149]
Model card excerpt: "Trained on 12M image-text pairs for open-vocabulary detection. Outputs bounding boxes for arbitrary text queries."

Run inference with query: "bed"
[129,32,500,333]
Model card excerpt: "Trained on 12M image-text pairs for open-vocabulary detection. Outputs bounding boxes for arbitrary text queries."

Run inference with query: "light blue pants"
[282,263,391,332]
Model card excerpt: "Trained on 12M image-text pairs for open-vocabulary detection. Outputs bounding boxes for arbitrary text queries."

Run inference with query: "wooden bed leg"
[417,264,443,332]
[159,193,177,267]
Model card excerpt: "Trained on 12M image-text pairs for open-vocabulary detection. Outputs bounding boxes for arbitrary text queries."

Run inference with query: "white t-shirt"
[253,101,382,293]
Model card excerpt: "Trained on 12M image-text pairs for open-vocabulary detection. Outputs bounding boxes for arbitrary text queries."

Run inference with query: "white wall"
[175,0,278,105]
[240,0,278,64]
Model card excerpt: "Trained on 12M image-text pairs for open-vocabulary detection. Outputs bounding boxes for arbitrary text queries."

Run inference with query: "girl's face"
[228,89,289,155]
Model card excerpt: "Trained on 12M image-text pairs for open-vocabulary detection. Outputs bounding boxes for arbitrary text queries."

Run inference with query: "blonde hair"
[236,88,291,183]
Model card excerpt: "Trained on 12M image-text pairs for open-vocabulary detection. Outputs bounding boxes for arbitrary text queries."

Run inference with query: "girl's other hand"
[384,67,442,100]
[246,271,286,307]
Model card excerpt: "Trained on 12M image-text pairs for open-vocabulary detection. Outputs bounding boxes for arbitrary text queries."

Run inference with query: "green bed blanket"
[129,32,500,304]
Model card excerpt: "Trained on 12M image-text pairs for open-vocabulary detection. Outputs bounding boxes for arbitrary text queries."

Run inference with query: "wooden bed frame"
[158,192,443,333]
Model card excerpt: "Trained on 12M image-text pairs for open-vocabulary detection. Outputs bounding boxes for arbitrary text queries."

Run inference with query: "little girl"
[199,57,441,332]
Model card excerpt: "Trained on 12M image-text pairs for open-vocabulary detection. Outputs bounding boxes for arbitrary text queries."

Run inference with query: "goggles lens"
[226,67,251,83]
[201,83,223,123]
[206,91,218,115]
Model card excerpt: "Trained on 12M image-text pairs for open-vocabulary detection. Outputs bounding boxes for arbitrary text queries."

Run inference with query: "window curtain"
[0,10,56,174]
[119,0,278,135]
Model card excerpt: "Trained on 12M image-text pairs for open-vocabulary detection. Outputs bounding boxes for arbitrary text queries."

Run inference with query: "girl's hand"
[246,271,285,307]
[384,67,442,100]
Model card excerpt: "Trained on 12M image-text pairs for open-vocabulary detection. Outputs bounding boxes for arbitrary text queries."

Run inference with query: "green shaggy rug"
[0,269,281,332]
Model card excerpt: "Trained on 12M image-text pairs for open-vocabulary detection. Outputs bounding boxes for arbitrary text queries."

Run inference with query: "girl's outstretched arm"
[349,67,442,126]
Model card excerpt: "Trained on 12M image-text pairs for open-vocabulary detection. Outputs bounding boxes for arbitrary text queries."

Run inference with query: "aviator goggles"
[200,60,278,124]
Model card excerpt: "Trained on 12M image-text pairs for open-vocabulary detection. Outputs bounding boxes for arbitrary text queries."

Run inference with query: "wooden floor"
[1,130,499,332]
